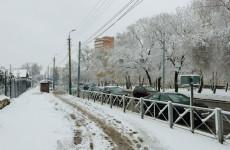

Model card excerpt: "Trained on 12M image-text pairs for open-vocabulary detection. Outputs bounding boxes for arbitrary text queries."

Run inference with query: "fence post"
[123,95,126,113]
[87,91,90,100]
[14,78,16,98]
[94,92,96,103]
[168,101,173,128]
[140,98,144,119]
[9,76,11,98]
[101,93,103,105]
[190,108,194,133]
[82,91,85,99]
[110,95,112,108]
[4,70,7,96]
[215,108,223,144]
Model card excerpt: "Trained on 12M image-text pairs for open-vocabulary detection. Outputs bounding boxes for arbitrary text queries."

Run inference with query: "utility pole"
[53,57,55,89]
[67,29,76,95]
[162,33,166,92]
[68,34,72,94]
[77,41,81,97]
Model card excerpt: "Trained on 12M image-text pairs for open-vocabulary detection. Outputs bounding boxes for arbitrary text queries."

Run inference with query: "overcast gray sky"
[0,0,192,71]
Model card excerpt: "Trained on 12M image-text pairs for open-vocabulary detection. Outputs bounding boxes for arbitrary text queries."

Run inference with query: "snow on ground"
[0,95,9,101]
[166,88,230,101]
[0,88,73,150]
[63,93,230,150]
[0,88,230,150]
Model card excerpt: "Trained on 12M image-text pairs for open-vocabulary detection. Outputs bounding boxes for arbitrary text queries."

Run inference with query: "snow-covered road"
[0,88,229,150]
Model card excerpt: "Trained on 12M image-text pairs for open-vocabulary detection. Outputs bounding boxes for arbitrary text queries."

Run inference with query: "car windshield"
[110,87,123,93]
[167,94,190,103]
[145,87,157,92]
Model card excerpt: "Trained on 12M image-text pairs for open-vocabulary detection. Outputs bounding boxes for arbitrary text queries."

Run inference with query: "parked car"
[144,92,209,124]
[83,83,96,90]
[133,86,157,98]
[103,86,129,96]
[89,87,101,92]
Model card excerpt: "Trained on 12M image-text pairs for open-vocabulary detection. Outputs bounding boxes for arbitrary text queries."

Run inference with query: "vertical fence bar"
[94,92,96,103]
[9,76,11,98]
[140,98,144,119]
[4,70,7,96]
[215,108,223,144]
[14,78,16,98]
[101,93,103,105]
[87,91,90,100]
[168,101,173,128]
[190,108,194,133]
[110,95,112,108]
[82,91,85,99]
[123,95,125,113]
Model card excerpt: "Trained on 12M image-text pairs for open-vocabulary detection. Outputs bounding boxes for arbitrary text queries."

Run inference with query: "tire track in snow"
[54,91,134,150]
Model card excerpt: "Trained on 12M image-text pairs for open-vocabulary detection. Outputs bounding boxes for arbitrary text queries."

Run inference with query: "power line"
[57,54,68,66]
[83,0,143,45]
[82,0,135,44]
[50,0,107,66]
[71,0,113,39]
[77,0,104,28]
[73,0,115,40]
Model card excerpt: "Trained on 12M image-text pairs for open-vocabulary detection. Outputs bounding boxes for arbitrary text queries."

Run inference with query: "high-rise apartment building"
[94,36,114,50]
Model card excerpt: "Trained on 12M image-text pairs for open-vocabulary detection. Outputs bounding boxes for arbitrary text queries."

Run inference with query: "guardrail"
[73,90,230,144]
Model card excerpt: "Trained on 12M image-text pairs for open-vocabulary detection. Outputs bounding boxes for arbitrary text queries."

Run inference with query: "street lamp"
[68,29,76,94]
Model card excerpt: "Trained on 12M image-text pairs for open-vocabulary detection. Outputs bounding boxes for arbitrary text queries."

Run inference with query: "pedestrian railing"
[74,90,230,144]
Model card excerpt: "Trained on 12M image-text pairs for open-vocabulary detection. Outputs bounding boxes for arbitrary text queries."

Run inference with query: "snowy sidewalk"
[55,91,230,150]
[0,88,230,150]
[0,88,73,150]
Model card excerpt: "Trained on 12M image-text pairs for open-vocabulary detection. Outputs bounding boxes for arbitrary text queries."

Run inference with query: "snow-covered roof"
[40,80,52,83]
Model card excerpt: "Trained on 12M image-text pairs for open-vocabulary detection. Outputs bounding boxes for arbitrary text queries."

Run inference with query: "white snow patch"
[0,88,73,150]
[0,95,9,101]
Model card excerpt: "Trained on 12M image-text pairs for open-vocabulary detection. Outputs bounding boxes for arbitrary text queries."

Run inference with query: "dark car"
[83,83,96,90]
[133,86,157,98]
[89,87,101,92]
[103,86,129,96]
[144,92,209,124]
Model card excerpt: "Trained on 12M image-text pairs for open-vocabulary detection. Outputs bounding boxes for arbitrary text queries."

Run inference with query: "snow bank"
[0,88,73,150]
[0,95,9,101]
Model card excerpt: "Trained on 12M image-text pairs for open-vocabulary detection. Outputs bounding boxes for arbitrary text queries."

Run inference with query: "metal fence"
[0,74,31,98]
[75,90,230,144]
[0,84,4,95]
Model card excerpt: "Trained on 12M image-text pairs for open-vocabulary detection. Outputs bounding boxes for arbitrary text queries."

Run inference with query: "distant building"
[94,36,114,50]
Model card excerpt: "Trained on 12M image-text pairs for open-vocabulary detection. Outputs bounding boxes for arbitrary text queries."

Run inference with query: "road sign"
[180,75,200,85]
